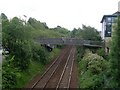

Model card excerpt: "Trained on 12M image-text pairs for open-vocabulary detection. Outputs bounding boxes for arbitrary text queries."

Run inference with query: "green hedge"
[78,49,108,89]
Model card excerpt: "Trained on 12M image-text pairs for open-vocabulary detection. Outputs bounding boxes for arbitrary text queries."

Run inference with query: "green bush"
[81,50,107,74]
[78,49,108,89]
[96,48,107,59]
[80,71,104,89]
[56,45,64,49]
[32,43,49,64]
[13,41,32,70]
[2,67,17,88]
[2,56,18,88]
[109,16,120,88]
[76,46,85,61]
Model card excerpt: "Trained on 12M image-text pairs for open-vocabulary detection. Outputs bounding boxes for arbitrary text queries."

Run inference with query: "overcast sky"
[0,0,120,31]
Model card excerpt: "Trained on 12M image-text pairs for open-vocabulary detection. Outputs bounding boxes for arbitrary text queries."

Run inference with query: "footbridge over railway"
[37,38,104,48]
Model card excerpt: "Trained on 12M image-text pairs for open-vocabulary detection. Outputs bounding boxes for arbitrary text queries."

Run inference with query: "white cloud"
[0,0,120,30]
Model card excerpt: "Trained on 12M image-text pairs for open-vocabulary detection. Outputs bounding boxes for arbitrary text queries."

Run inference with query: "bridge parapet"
[38,38,104,47]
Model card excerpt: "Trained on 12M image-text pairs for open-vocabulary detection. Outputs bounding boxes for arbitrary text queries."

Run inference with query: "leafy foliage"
[27,18,70,39]
[28,17,48,29]
[32,43,49,64]
[1,13,7,20]
[109,16,120,88]
[50,26,70,38]
[2,13,69,88]
[78,49,108,89]
[2,16,32,70]
[96,48,107,59]
[2,56,18,88]
[76,46,85,61]
[71,25,102,41]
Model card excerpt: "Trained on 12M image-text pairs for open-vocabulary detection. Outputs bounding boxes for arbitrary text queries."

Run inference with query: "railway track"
[56,47,75,89]
[31,46,76,89]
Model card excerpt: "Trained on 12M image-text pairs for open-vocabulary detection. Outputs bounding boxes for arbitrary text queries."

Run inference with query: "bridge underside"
[37,38,104,48]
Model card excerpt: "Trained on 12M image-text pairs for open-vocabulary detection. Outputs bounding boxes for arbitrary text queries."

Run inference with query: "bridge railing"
[37,38,104,47]
[83,40,104,46]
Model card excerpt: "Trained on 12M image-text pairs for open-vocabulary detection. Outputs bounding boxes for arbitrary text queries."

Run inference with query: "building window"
[107,17,112,22]
[108,22,112,25]
[105,24,112,37]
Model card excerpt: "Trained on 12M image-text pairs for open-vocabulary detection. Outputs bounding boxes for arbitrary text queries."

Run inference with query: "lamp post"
[118,1,120,12]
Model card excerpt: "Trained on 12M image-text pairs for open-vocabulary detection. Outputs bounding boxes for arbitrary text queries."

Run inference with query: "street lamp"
[118,1,120,12]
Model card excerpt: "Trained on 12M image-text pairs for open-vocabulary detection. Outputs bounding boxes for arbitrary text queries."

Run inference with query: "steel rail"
[56,47,73,89]
[43,47,72,89]
[67,48,75,88]
[31,46,70,89]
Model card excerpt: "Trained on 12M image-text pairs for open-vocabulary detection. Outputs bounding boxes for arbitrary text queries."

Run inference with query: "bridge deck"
[37,38,104,47]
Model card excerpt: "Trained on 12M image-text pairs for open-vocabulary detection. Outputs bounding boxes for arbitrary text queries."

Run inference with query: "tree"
[70,28,78,38]
[70,25,102,41]
[81,25,101,41]
[2,16,32,70]
[27,17,48,29]
[109,16,120,88]
[32,43,48,64]
[1,13,8,20]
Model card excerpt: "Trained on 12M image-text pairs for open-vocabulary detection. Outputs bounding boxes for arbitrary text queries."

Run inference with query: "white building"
[100,11,120,53]
[101,11,120,39]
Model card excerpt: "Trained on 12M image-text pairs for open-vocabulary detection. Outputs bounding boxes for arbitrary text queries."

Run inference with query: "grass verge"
[15,48,61,88]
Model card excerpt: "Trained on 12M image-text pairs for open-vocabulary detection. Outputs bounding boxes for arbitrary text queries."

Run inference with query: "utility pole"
[118,1,120,12]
